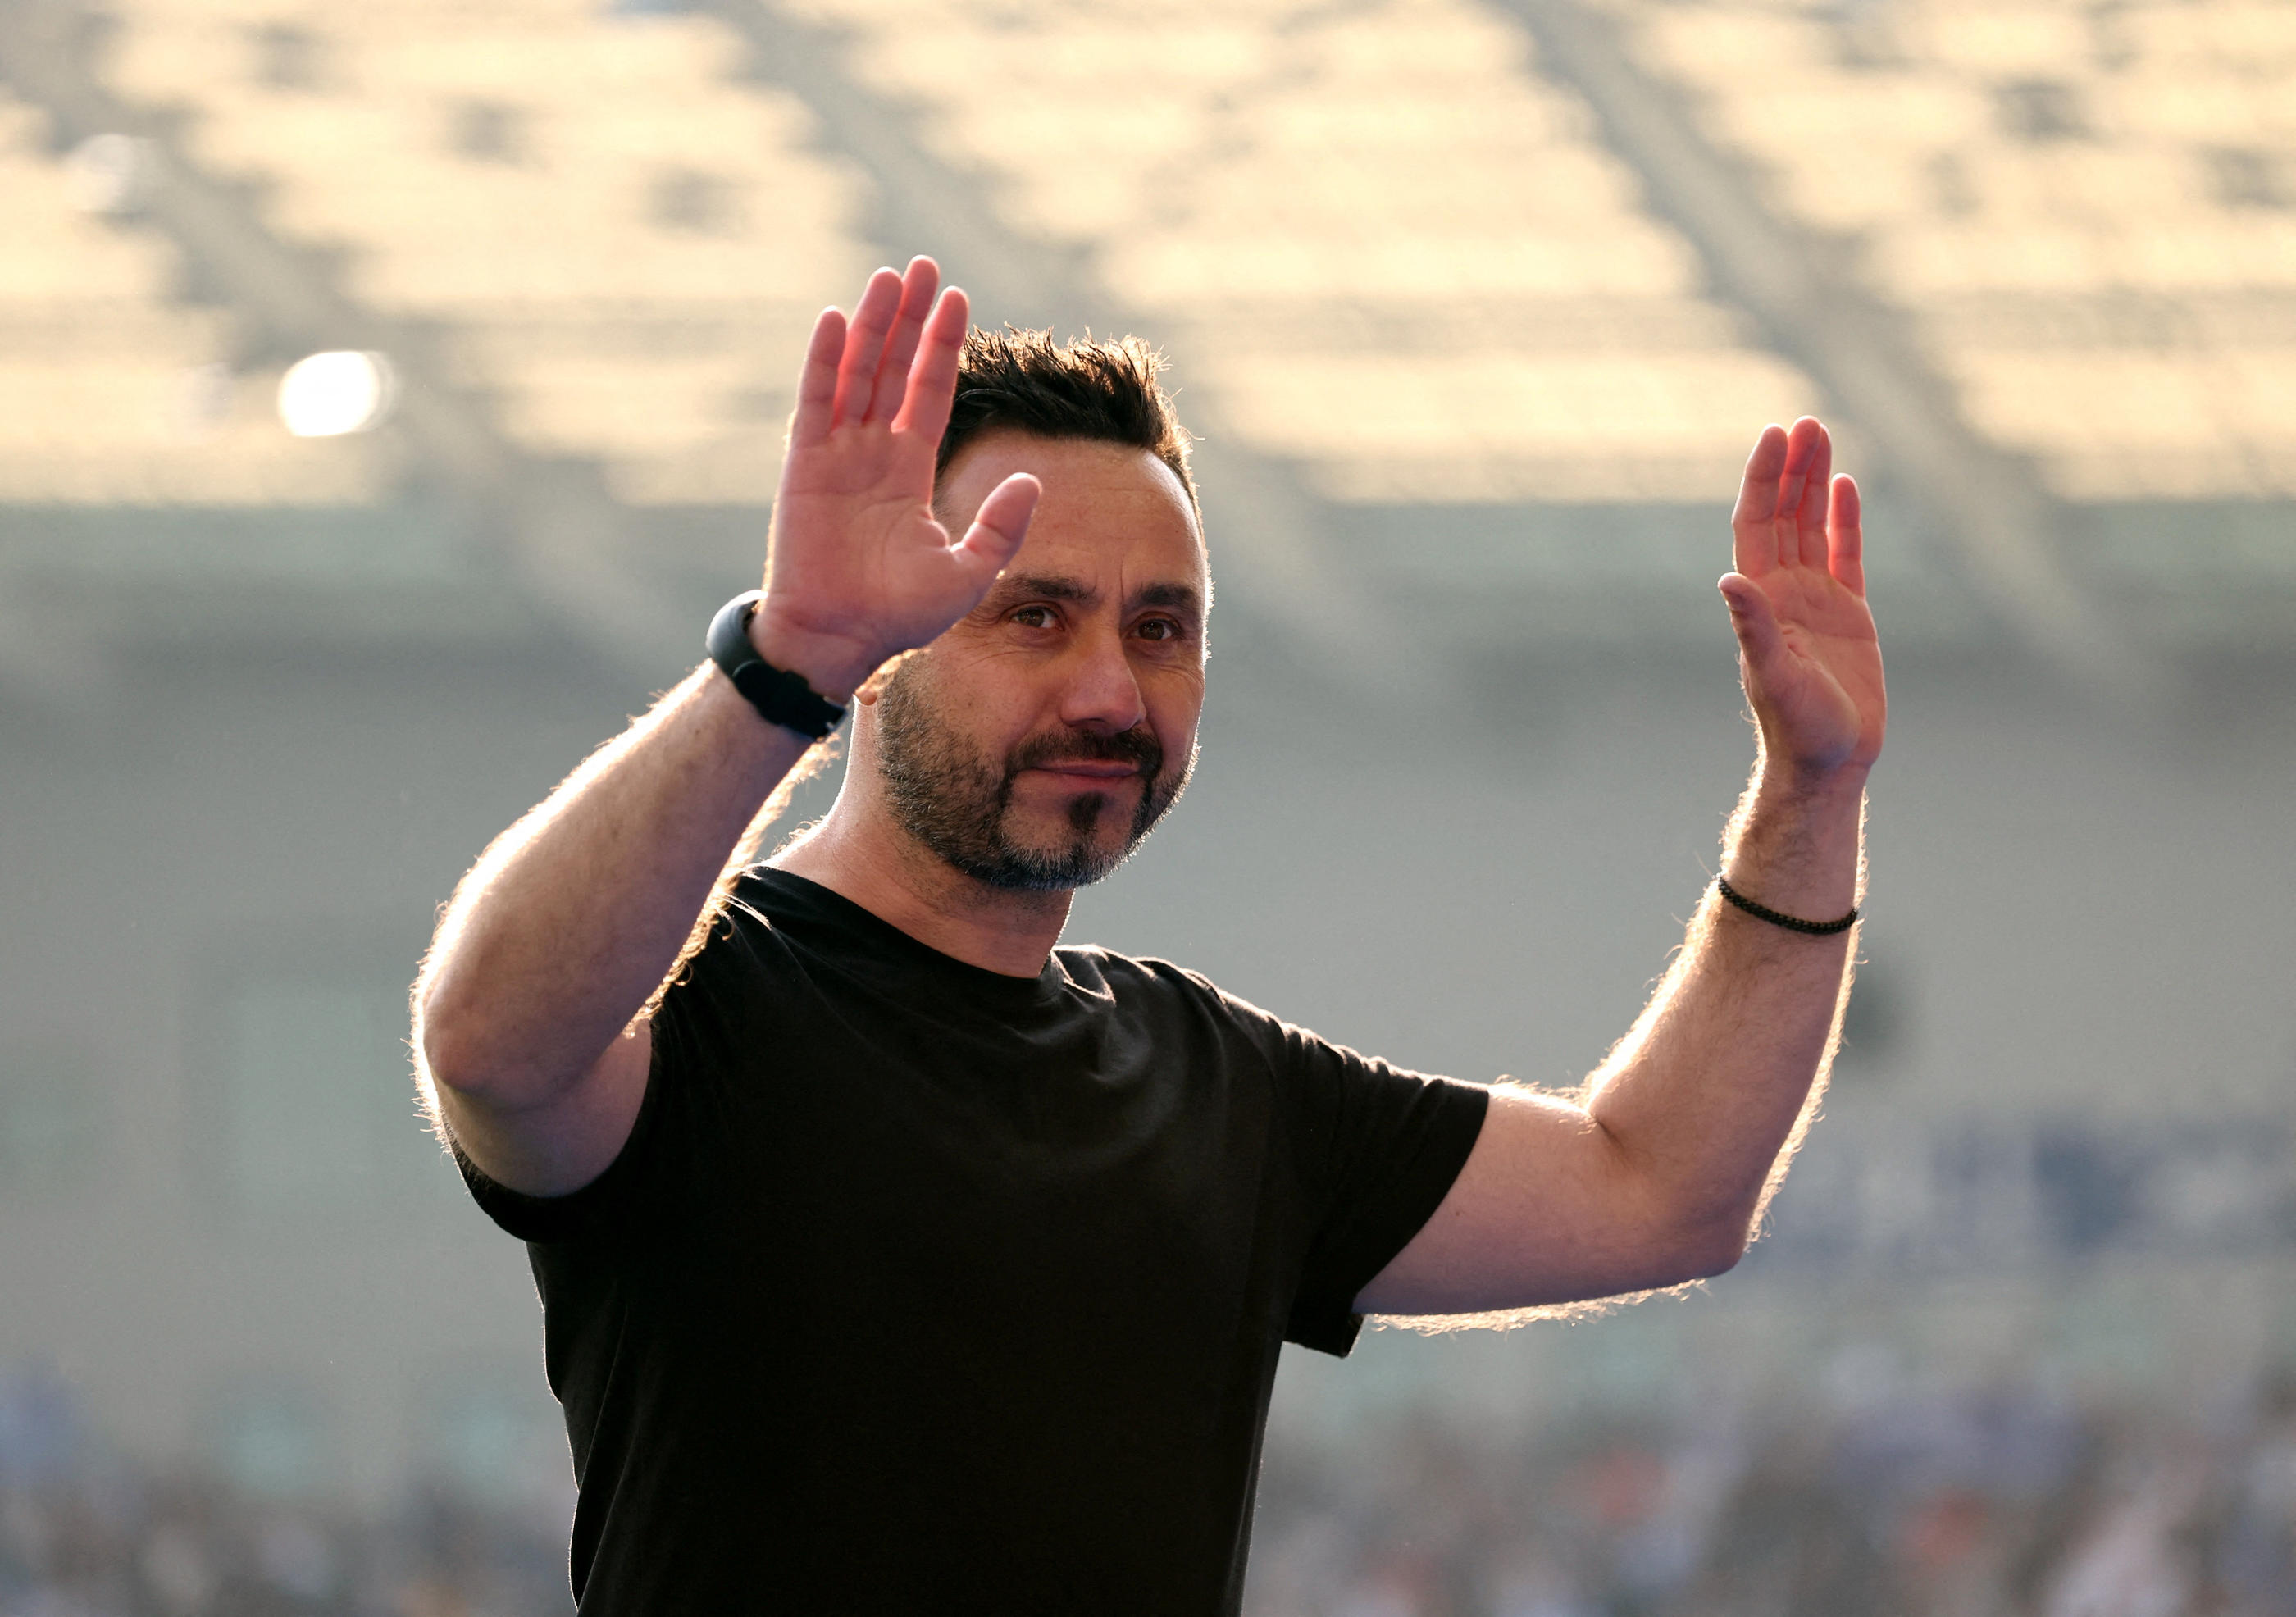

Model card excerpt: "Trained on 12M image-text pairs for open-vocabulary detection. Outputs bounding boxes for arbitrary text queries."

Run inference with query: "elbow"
[412,945,534,1105]
[1632,1205,1752,1287]
[1686,1232,1749,1282]
[1614,1161,1759,1287]
[412,984,506,1105]
[415,977,609,1116]
[414,1013,485,1104]
[1675,1216,1754,1282]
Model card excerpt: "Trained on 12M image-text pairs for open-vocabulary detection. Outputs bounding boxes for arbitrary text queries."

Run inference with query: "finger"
[832,267,903,427]
[893,285,971,446]
[1795,421,1833,568]
[1828,473,1866,596]
[952,472,1041,584]
[864,257,941,425]
[788,306,847,449]
[1773,417,1822,567]
[1730,424,1789,575]
[1719,571,1788,683]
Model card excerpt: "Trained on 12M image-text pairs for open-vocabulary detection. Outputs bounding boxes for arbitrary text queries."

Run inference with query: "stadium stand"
[5,0,2281,649]
[792,0,1824,507]
[0,89,388,507]
[1605,0,2296,506]
[93,0,872,507]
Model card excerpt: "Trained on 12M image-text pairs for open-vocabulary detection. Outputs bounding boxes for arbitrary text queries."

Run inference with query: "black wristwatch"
[706,591,848,740]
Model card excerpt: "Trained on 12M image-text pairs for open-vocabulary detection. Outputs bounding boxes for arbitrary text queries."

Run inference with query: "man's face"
[868,431,1208,891]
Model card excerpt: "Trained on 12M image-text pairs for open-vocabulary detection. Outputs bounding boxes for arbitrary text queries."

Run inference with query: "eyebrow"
[1132,581,1203,615]
[994,573,1095,605]
[986,574,1205,620]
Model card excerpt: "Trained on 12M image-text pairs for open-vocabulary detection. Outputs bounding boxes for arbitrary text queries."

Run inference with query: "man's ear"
[853,649,915,707]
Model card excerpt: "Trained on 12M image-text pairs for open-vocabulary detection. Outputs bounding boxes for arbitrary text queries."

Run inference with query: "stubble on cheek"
[873,656,1190,890]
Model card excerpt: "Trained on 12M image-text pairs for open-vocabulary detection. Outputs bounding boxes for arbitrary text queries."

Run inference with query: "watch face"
[708,590,769,675]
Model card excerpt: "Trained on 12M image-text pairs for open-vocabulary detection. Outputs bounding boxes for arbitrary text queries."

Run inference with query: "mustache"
[1004,725,1164,778]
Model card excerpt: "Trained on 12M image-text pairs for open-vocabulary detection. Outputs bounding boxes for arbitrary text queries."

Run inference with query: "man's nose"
[1057,625,1148,735]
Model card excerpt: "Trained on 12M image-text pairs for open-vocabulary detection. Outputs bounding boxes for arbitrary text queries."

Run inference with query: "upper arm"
[1351,1084,1745,1317]
[427,1018,654,1198]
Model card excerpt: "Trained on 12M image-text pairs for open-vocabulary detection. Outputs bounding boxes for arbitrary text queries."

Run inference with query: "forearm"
[1584,756,1867,1254]
[416,664,815,1109]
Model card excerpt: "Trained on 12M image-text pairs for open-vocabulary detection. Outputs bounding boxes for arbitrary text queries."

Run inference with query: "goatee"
[874,662,1192,891]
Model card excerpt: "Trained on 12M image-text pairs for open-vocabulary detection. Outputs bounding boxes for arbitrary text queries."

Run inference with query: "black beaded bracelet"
[1715,874,1859,936]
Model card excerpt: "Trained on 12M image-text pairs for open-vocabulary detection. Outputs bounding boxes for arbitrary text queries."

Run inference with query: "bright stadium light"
[277,351,396,437]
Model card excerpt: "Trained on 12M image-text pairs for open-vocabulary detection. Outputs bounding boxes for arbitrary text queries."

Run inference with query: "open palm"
[754,257,1041,696]
[1721,417,1887,778]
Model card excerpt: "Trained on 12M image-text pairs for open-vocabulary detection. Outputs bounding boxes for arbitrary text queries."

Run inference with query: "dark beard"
[874,661,1192,891]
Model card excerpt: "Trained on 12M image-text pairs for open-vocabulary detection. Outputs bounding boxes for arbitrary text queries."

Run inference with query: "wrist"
[745,603,880,707]
[1724,759,1867,919]
[1749,757,1870,816]
[1714,872,1858,935]
[704,592,854,741]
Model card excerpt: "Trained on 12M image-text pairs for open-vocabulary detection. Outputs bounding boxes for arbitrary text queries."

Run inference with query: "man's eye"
[1137,617,1181,642]
[1012,605,1056,629]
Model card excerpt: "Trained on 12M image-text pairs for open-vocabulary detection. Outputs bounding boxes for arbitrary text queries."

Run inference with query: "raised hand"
[750,257,1041,700]
[1720,417,1886,781]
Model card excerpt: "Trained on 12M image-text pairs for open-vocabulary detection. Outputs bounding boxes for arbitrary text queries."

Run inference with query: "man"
[414,256,1884,1612]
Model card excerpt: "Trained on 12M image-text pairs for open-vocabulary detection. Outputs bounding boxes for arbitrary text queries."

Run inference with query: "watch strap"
[706,591,847,740]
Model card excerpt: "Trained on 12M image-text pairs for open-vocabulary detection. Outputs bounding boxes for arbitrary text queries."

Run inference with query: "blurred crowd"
[0,1370,569,1617]
[12,1363,2296,1615]
[0,1484,567,1617]
[1247,1369,2296,1617]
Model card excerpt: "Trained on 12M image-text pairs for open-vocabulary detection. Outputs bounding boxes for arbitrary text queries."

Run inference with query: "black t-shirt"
[458,869,1488,1615]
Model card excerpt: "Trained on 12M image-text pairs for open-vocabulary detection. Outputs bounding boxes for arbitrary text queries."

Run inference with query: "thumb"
[1719,572,1784,670]
[953,472,1041,582]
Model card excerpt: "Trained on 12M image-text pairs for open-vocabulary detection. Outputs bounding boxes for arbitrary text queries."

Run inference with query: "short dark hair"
[936,328,1196,512]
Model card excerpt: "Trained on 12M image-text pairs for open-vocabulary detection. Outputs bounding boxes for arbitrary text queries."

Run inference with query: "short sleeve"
[449,913,734,1246]
[1257,1013,1489,1357]
[449,1021,676,1245]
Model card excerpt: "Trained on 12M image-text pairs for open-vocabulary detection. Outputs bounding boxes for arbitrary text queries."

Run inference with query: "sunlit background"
[2,0,2294,1610]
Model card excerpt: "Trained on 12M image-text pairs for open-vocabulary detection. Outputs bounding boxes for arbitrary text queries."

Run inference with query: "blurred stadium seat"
[795,0,1822,505]
[0,0,2280,642]
[94,0,872,506]
[0,89,388,506]
[1608,0,2296,505]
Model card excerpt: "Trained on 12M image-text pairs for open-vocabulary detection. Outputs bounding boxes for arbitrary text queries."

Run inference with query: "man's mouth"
[1005,726,1164,789]
[1023,760,1142,781]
